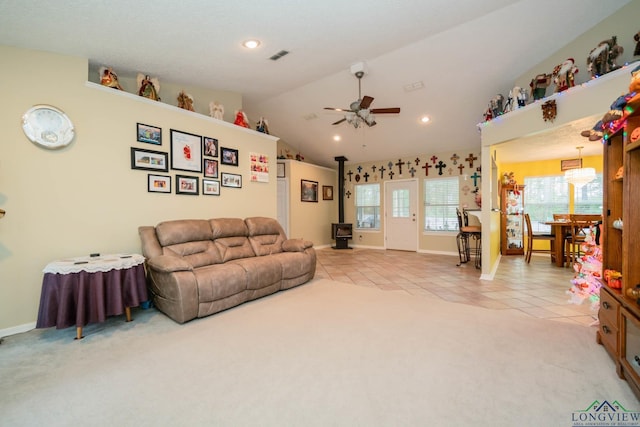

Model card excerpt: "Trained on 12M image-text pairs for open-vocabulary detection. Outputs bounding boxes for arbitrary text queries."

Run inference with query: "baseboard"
[418,249,458,257]
[349,244,384,250]
[480,253,501,281]
[0,322,36,339]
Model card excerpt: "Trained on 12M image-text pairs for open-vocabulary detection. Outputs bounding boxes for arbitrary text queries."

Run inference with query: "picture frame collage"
[131,122,248,196]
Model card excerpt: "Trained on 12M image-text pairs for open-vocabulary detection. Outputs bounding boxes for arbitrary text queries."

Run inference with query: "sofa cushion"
[155,219,222,268]
[245,217,286,256]
[231,257,282,290]
[195,263,247,302]
[210,218,255,262]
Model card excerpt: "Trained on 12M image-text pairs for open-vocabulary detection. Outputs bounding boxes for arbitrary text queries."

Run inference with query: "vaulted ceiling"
[0,0,631,167]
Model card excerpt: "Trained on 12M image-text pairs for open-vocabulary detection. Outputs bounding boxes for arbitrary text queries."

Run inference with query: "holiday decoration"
[529,73,552,100]
[99,66,123,90]
[541,99,557,122]
[177,90,195,111]
[256,117,269,134]
[552,58,579,92]
[586,36,624,78]
[566,227,602,312]
[233,110,249,128]
[634,31,640,56]
[209,101,224,120]
[137,73,160,101]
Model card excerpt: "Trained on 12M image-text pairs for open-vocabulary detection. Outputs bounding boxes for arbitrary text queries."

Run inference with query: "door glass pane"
[392,189,410,218]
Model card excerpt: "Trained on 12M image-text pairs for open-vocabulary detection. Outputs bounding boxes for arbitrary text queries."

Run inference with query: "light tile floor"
[315,247,598,327]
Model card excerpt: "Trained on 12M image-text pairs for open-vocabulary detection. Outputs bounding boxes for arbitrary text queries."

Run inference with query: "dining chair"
[565,214,602,267]
[524,213,555,263]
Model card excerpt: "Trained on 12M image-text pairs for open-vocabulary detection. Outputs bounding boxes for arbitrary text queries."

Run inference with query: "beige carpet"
[0,278,636,426]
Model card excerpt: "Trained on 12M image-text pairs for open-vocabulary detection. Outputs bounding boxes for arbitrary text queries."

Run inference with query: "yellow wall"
[0,45,281,332]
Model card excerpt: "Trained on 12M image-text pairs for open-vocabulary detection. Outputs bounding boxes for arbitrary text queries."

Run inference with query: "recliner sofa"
[138,217,316,323]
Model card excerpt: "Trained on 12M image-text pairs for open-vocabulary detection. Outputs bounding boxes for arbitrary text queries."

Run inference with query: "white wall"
[0,45,279,332]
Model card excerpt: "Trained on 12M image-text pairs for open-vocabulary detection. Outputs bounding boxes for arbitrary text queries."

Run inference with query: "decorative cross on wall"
[415,157,421,165]
[465,153,478,168]
[395,159,404,175]
[345,190,351,199]
[451,153,460,165]
[387,161,393,171]
[355,174,360,182]
[347,170,353,182]
[388,170,395,180]
[430,155,438,164]
[357,165,363,173]
[409,167,416,177]
[372,165,377,172]
[435,160,447,175]
[422,163,432,176]
[470,171,481,186]
[457,164,465,175]
[448,168,453,175]
[379,166,386,179]
[363,172,370,182]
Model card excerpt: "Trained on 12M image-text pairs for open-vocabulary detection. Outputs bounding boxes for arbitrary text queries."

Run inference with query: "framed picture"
[204,158,219,178]
[561,158,582,171]
[277,162,285,178]
[137,123,162,145]
[131,147,168,172]
[170,129,202,172]
[203,137,218,157]
[221,147,239,166]
[221,172,242,188]
[322,185,334,200]
[301,179,318,202]
[176,175,199,195]
[147,174,171,193]
[202,179,220,196]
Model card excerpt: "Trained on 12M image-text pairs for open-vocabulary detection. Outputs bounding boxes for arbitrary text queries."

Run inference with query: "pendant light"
[564,146,596,189]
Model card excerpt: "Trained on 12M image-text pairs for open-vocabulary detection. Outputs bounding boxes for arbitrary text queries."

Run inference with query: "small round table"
[36,254,148,339]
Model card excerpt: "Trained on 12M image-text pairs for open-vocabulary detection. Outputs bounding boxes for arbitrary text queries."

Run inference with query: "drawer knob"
[603,325,611,334]
[603,301,610,309]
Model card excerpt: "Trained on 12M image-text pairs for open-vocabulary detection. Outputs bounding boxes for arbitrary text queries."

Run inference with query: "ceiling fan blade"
[370,107,400,114]
[359,96,374,110]
[324,107,355,112]
[332,118,347,125]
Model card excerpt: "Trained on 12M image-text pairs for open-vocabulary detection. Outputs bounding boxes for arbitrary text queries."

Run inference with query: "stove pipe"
[334,156,348,223]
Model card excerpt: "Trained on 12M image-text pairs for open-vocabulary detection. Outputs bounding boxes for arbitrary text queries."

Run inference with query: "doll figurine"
[234,110,249,128]
[209,101,224,120]
[137,73,160,101]
[99,67,123,90]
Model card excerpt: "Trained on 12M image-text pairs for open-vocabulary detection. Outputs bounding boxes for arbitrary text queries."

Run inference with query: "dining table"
[544,219,571,267]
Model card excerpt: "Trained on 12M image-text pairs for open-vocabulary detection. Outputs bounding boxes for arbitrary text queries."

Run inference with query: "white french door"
[385,180,418,251]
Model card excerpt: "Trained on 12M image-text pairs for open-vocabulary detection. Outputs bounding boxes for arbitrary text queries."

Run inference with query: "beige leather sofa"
[138,217,316,323]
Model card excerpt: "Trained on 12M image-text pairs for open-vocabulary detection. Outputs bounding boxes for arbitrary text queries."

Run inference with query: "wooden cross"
[372,165,377,172]
[388,170,395,180]
[422,163,432,176]
[415,157,421,165]
[435,160,447,175]
[470,171,481,186]
[345,190,351,199]
[451,153,460,165]
[430,155,438,164]
[363,172,370,182]
[379,166,386,178]
[465,153,478,168]
[448,168,453,175]
[357,165,363,173]
[387,161,393,170]
[458,164,465,175]
[395,159,404,175]
[409,167,416,177]
[347,170,353,181]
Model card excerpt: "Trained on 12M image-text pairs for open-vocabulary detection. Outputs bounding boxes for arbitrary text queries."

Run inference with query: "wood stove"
[333,156,352,249]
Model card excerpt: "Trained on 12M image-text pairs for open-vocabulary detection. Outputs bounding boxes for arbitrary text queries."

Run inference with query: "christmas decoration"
[177,90,195,111]
[552,58,579,92]
[529,73,552,100]
[587,36,624,78]
[541,99,557,122]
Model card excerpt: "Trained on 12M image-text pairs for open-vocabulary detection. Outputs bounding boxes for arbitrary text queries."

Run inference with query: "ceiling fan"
[324,71,400,127]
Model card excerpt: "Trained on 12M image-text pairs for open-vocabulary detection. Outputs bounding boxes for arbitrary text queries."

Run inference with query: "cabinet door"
[501,185,524,255]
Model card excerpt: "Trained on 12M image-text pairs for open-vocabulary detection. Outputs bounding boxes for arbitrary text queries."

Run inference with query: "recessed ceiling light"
[420,116,431,123]
[333,135,341,141]
[242,39,261,49]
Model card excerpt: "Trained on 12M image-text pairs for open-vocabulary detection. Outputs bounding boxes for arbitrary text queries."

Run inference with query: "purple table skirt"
[36,264,148,330]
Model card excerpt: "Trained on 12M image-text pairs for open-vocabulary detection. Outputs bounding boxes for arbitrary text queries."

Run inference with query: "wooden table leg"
[552,225,565,267]
[125,306,132,322]
[75,327,83,340]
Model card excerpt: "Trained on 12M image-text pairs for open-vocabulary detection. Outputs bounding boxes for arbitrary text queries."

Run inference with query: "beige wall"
[0,45,279,332]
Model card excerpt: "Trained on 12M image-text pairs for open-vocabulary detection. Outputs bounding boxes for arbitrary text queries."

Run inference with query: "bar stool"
[456,208,481,268]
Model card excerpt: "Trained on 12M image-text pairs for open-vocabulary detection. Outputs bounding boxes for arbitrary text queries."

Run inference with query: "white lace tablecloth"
[42,254,145,274]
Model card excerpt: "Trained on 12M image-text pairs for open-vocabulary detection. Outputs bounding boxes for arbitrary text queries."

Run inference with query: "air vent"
[269,50,289,61]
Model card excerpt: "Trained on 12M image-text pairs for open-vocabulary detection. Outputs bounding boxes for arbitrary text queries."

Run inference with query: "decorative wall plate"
[22,104,75,149]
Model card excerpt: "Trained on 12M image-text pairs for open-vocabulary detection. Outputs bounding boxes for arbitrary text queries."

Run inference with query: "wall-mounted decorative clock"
[22,104,75,149]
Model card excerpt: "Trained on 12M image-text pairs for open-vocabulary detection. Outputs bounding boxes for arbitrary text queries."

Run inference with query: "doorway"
[385,179,418,251]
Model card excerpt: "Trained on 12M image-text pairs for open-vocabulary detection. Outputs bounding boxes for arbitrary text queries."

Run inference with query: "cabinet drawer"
[599,317,618,355]
[599,287,620,325]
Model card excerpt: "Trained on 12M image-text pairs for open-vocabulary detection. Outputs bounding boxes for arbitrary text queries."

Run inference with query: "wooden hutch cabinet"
[500,184,525,255]
[597,101,640,400]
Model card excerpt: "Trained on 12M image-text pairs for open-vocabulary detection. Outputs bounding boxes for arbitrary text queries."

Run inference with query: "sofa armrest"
[147,255,193,273]
[282,238,313,252]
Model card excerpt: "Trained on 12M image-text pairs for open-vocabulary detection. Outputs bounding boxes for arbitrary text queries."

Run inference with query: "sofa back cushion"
[245,217,286,256]
[210,218,256,262]
[155,219,222,267]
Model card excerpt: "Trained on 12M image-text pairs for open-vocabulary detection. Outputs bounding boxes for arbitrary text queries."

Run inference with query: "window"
[355,183,380,229]
[574,174,603,214]
[391,188,410,218]
[424,177,459,232]
[523,176,569,232]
